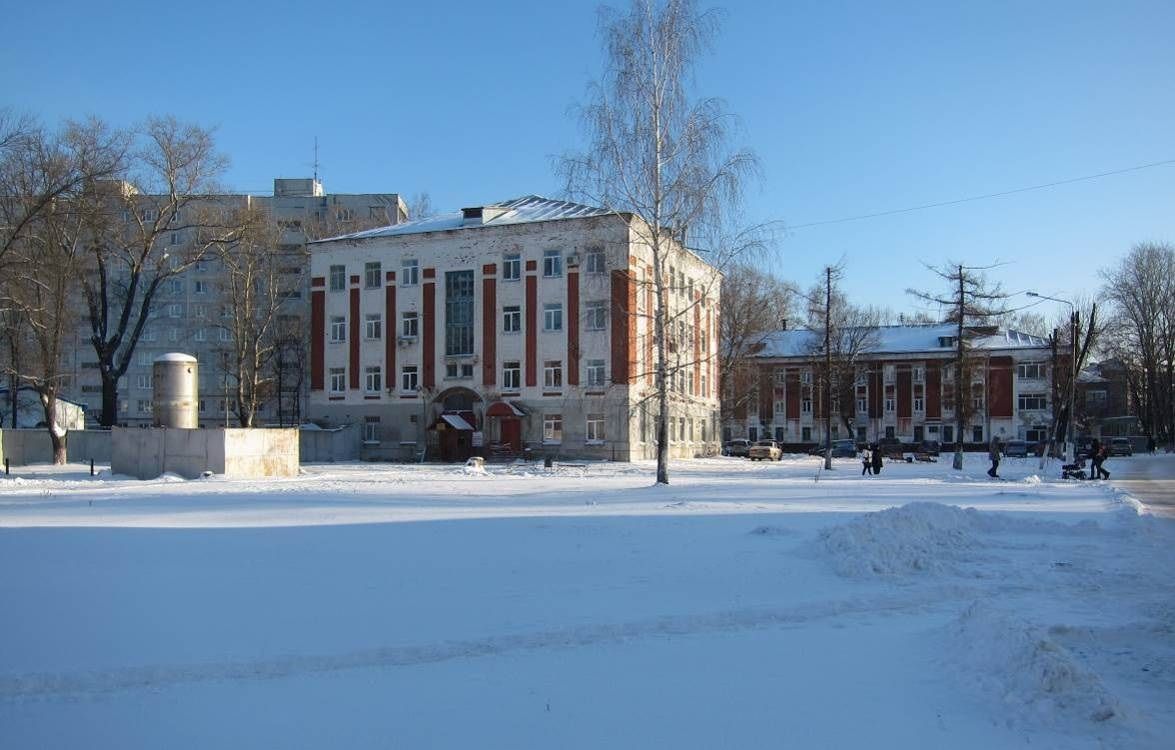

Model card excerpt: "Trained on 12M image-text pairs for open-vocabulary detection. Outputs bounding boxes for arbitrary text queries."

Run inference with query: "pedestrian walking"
[861,447,872,476]
[987,435,1002,478]
[1093,440,1111,480]
[1147,435,1156,454]
[871,444,884,475]
[1090,439,1103,480]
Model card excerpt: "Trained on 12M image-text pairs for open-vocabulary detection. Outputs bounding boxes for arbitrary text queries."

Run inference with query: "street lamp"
[1026,292,1077,462]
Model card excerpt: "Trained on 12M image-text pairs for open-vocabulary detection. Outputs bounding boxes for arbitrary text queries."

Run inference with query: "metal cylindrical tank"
[152,353,199,428]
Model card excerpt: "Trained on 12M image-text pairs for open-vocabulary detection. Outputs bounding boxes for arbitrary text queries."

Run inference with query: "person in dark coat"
[1094,441,1111,480]
[871,444,884,475]
[987,436,1002,478]
[861,447,872,476]
[1147,435,1156,454]
[1090,439,1104,480]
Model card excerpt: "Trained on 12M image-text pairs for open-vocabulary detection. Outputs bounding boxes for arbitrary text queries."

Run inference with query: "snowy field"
[1,454,1173,748]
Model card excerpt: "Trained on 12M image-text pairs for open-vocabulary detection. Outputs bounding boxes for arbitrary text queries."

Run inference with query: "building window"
[1016,362,1045,379]
[586,359,606,387]
[168,279,183,295]
[330,316,346,342]
[543,249,562,278]
[503,305,521,333]
[586,414,606,443]
[445,270,475,356]
[972,425,984,443]
[167,328,178,342]
[973,396,985,412]
[194,280,208,294]
[856,397,867,413]
[168,304,182,318]
[329,265,346,291]
[584,247,605,274]
[363,416,381,444]
[193,304,207,319]
[884,397,895,412]
[194,328,206,342]
[543,414,563,443]
[364,262,382,289]
[914,397,924,412]
[401,259,419,286]
[1018,393,1047,411]
[544,303,563,332]
[802,398,812,413]
[365,366,382,393]
[503,361,521,390]
[584,300,607,331]
[365,314,382,340]
[401,311,418,338]
[913,366,924,383]
[329,368,345,393]
[544,360,563,388]
[1087,389,1107,404]
[137,399,151,413]
[401,366,418,392]
[883,365,896,384]
[137,374,150,389]
[800,370,812,385]
[503,254,521,281]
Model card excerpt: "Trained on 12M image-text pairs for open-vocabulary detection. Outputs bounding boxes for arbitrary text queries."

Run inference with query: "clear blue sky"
[4,0,1172,321]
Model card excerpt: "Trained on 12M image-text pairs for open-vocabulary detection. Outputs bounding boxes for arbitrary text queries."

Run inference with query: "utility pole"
[954,265,965,470]
[824,266,833,470]
[1068,309,1078,461]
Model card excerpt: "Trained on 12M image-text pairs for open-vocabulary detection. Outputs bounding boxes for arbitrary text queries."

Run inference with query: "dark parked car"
[724,439,751,458]
[916,440,941,456]
[1109,437,1133,456]
[1003,440,1029,458]
[1076,437,1095,460]
[807,439,857,458]
[876,437,905,459]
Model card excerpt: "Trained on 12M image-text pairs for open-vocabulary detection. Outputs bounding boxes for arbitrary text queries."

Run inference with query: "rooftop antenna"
[313,136,319,183]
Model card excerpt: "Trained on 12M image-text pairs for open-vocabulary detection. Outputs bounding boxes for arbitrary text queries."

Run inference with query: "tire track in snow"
[1,585,981,701]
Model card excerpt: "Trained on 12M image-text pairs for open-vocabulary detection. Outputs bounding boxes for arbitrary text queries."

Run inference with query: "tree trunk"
[40,391,67,465]
[655,246,669,485]
[100,370,119,428]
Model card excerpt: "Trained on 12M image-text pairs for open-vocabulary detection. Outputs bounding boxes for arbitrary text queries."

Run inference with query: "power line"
[787,158,1175,230]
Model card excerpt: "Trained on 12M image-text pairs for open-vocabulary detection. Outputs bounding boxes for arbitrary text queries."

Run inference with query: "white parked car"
[748,440,783,461]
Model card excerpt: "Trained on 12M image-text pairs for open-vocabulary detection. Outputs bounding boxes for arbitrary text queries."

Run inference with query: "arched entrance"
[429,387,482,462]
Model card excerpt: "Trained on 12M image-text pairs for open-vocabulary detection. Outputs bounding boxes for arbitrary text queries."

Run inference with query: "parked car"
[916,440,941,457]
[876,437,905,459]
[723,439,751,458]
[1109,437,1134,456]
[1076,437,1095,460]
[1003,440,1029,458]
[807,440,857,458]
[748,440,783,461]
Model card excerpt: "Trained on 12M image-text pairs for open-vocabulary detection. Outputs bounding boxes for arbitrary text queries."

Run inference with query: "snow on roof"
[154,353,197,363]
[440,414,474,431]
[312,195,614,243]
[756,324,1049,359]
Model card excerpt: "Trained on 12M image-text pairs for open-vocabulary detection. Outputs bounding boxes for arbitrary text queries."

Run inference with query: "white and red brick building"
[306,196,721,461]
[726,324,1055,447]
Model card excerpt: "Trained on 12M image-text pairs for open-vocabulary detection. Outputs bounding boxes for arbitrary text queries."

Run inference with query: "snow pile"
[817,502,987,577]
[946,601,1120,725]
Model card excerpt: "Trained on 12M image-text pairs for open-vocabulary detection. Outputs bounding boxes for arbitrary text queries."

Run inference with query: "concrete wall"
[112,427,299,480]
[0,429,112,466]
[299,424,361,462]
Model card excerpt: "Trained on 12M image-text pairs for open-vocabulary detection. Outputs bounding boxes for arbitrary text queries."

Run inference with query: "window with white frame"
[543,414,563,443]
[137,399,151,413]
[503,305,521,333]
[584,300,607,331]
[502,254,521,281]
[364,261,382,289]
[329,368,346,393]
[194,328,206,342]
[885,397,895,412]
[194,280,208,294]
[401,311,418,338]
[142,328,157,342]
[1016,362,1045,379]
[365,366,382,393]
[584,247,605,274]
[914,396,924,412]
[1018,393,1047,411]
[913,366,924,383]
[942,364,955,382]
[544,360,563,388]
[802,398,812,413]
[800,369,812,385]
[329,265,346,291]
[401,259,419,286]
[586,414,606,443]
[193,304,207,319]
[502,361,521,390]
[363,416,381,444]
[136,374,150,389]
[168,279,183,295]
[330,316,346,342]
[884,364,896,383]
[543,249,562,277]
[168,304,182,318]
[168,328,178,342]
[401,365,418,392]
[586,359,606,387]
[365,314,382,340]
[543,303,563,332]
[857,397,867,413]
[701,372,708,396]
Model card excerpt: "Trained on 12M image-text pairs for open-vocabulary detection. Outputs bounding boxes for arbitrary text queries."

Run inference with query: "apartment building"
[725,324,1054,447]
[64,178,406,427]
[305,195,721,461]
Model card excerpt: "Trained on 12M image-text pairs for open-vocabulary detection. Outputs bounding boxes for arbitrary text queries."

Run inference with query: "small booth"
[485,400,526,458]
[430,412,477,462]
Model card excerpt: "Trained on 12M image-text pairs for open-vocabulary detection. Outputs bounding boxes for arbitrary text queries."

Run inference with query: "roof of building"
[755,323,1049,359]
[312,195,614,243]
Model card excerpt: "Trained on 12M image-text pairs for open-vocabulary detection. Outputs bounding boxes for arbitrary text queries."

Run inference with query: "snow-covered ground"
[1,454,1172,748]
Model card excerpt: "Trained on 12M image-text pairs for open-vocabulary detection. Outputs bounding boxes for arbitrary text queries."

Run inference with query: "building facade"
[306,195,721,461]
[724,324,1054,447]
[58,178,406,427]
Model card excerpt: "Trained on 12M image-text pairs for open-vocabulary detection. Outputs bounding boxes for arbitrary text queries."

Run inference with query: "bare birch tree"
[908,262,1011,470]
[561,0,758,484]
